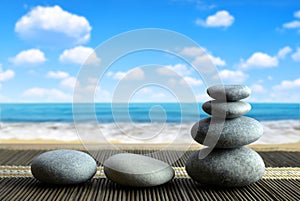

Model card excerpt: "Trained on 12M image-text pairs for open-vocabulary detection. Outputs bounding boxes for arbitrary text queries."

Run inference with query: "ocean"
[1,103,299,122]
[0,103,299,144]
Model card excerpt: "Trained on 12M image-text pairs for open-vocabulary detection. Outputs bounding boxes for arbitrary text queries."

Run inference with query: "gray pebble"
[31,150,97,185]
[186,147,265,187]
[191,116,263,148]
[202,100,251,118]
[104,153,174,187]
[207,85,251,101]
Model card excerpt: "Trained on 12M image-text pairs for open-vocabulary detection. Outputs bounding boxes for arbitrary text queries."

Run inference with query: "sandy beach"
[1,139,300,152]
[0,120,299,144]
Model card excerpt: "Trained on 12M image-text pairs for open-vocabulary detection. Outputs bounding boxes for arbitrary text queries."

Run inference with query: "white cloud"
[208,55,226,66]
[60,77,77,89]
[295,10,300,18]
[273,78,300,90]
[106,71,114,77]
[283,20,300,29]
[87,77,98,85]
[180,47,205,57]
[219,69,248,83]
[0,69,15,82]
[23,87,48,96]
[112,68,145,80]
[282,11,300,33]
[15,5,91,45]
[152,92,166,98]
[113,72,126,80]
[168,64,191,75]
[250,84,265,93]
[167,78,177,86]
[191,55,226,70]
[23,87,71,101]
[59,46,100,65]
[46,71,69,79]
[180,47,226,67]
[0,67,14,90]
[196,10,234,28]
[126,68,145,80]
[94,88,111,102]
[138,87,153,94]
[240,52,278,69]
[157,64,191,76]
[72,77,109,102]
[46,70,77,90]
[85,83,100,92]
[277,46,292,59]
[10,49,46,66]
[270,78,300,102]
[291,48,300,61]
[180,76,203,86]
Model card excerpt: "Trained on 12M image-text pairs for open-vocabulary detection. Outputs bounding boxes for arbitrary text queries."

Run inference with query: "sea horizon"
[1,101,299,104]
[0,102,299,122]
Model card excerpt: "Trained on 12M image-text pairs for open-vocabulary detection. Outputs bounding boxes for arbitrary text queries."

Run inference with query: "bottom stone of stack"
[185,146,265,187]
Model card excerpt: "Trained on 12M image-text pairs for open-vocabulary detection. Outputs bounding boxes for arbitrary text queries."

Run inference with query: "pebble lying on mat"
[186,147,265,187]
[104,153,174,187]
[186,85,265,187]
[31,149,97,185]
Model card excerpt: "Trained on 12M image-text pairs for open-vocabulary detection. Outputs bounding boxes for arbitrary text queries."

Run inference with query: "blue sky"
[0,0,300,102]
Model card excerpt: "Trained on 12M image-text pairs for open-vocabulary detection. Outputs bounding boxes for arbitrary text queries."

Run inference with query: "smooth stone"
[104,153,174,187]
[207,85,251,101]
[31,150,97,185]
[186,147,265,187]
[191,116,263,148]
[202,100,251,118]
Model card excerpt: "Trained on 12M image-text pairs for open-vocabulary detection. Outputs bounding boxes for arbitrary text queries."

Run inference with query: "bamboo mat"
[0,149,300,167]
[0,147,300,201]
[1,177,300,201]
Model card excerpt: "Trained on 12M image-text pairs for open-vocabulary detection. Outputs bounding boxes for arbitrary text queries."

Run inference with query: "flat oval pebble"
[191,116,263,148]
[186,147,265,187]
[202,100,251,118]
[104,153,174,187]
[207,85,251,101]
[31,150,97,185]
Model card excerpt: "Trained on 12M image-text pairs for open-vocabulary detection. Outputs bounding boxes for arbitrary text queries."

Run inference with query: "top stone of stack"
[207,85,251,101]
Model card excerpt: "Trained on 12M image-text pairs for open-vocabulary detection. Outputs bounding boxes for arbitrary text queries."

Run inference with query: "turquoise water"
[0,103,299,123]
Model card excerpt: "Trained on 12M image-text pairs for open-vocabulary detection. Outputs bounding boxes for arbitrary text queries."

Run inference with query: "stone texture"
[185,147,265,187]
[202,100,251,118]
[207,85,251,101]
[104,153,174,187]
[31,150,97,185]
[191,116,263,148]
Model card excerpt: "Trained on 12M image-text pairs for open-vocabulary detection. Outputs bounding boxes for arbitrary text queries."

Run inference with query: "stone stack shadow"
[186,85,265,187]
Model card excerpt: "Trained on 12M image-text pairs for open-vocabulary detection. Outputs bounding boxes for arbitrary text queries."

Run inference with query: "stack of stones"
[186,85,265,187]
